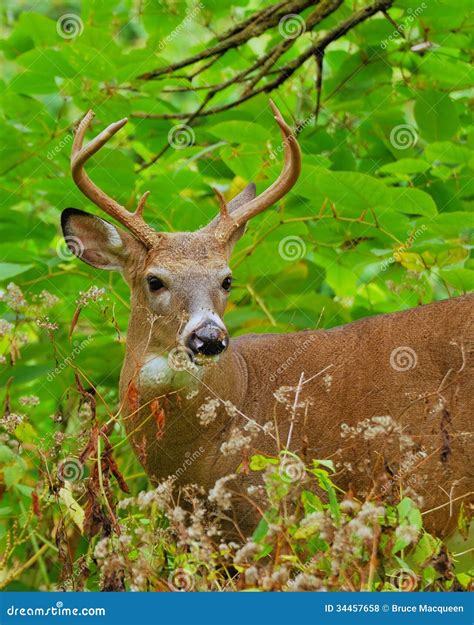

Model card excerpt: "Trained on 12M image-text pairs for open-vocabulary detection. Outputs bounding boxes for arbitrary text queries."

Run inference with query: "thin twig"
[133,0,393,123]
[137,0,315,80]
[285,371,305,449]
[314,49,324,121]
[246,283,277,326]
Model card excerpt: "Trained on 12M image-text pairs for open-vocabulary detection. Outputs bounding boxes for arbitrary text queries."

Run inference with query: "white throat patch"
[139,352,202,390]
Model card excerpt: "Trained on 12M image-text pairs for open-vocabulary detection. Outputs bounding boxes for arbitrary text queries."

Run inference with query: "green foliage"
[10,450,465,592]
[0,0,472,591]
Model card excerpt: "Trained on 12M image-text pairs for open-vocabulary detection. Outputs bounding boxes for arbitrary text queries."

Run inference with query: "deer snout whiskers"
[185,322,229,357]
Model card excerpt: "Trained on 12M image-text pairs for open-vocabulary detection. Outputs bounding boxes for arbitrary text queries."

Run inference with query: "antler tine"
[212,187,229,220]
[136,191,150,218]
[215,99,301,240]
[71,111,157,248]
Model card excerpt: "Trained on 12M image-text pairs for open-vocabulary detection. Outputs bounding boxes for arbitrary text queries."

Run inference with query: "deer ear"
[226,183,256,243]
[61,208,145,271]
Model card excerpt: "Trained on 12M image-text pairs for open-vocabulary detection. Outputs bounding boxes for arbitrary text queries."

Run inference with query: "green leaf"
[425,142,473,165]
[428,212,473,238]
[407,507,423,531]
[294,524,318,540]
[301,490,323,514]
[210,122,270,144]
[422,565,438,584]
[252,508,279,543]
[0,445,17,463]
[16,49,75,78]
[249,454,278,471]
[379,159,430,175]
[59,485,84,532]
[251,516,268,543]
[11,72,57,95]
[0,263,33,281]
[298,169,437,217]
[412,533,440,566]
[388,187,437,217]
[455,573,472,589]
[311,468,340,522]
[436,247,468,267]
[397,497,415,522]
[3,461,26,487]
[398,252,426,272]
[440,268,474,291]
[0,506,13,516]
[313,459,335,473]
[14,422,37,443]
[414,91,459,141]
[326,261,359,295]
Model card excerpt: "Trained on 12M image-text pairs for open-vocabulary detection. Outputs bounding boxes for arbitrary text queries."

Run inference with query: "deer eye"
[147,276,166,292]
[221,276,232,292]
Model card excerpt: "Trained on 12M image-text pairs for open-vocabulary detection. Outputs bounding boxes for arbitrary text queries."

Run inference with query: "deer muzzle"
[185,322,229,357]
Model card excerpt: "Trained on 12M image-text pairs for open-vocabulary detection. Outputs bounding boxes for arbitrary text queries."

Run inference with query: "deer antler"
[71,111,158,248]
[213,100,302,241]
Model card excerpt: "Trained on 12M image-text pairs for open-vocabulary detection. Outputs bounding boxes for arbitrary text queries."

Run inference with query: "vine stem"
[233,211,404,268]
[96,436,120,534]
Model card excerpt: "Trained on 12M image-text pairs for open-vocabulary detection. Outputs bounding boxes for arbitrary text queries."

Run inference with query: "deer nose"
[186,324,229,357]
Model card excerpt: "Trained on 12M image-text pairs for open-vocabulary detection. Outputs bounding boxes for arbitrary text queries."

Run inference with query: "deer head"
[61,101,301,361]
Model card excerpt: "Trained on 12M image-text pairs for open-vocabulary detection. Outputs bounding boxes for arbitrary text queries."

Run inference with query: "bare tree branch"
[137,0,316,80]
[133,0,393,122]
[314,49,324,121]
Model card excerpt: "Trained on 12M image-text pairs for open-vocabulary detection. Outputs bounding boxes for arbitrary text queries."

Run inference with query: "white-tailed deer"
[62,102,473,538]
